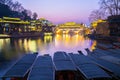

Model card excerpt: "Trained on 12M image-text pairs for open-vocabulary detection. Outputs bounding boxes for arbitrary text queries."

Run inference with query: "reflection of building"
[44,35,53,44]
[108,15,120,36]
[0,17,30,34]
[84,27,91,35]
[55,22,85,34]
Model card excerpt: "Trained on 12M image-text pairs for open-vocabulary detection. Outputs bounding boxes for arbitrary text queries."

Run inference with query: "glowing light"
[44,32,53,36]
[56,22,85,34]
[28,40,37,52]
[90,40,97,51]
[91,19,106,29]
[44,35,52,44]
[3,17,20,20]
[74,31,79,34]
[56,30,61,34]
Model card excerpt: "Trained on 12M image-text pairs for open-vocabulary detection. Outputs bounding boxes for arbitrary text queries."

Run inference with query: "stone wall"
[96,22,110,36]
[108,15,120,36]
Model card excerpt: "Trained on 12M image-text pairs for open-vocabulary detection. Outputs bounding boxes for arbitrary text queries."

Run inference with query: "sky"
[13,0,100,25]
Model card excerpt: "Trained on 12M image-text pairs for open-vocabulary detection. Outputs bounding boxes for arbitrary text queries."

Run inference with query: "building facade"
[0,17,30,34]
[0,17,55,36]
[55,22,85,34]
[108,15,120,36]
[91,20,110,36]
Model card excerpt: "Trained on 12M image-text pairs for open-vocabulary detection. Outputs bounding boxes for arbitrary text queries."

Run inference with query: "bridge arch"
[55,22,85,34]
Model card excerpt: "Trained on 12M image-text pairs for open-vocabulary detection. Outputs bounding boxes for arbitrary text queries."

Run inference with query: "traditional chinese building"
[55,22,85,34]
[30,18,55,33]
[0,17,30,34]
[0,17,55,37]
[91,19,110,36]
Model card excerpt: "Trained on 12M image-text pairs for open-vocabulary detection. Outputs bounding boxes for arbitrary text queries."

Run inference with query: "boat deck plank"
[2,54,37,78]
[90,56,120,77]
[53,52,76,71]
[86,48,120,78]
[69,53,111,79]
[28,55,54,80]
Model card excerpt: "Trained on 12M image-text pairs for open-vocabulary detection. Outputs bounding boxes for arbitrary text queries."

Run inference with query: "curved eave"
[0,21,30,24]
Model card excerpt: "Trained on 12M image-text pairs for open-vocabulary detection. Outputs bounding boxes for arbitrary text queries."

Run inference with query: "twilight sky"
[13,0,100,25]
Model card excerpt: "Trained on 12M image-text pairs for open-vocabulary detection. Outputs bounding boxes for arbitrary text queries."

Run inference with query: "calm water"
[0,34,97,77]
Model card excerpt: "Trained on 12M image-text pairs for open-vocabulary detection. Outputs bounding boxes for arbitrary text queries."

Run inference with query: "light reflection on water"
[0,34,97,60]
[0,34,97,77]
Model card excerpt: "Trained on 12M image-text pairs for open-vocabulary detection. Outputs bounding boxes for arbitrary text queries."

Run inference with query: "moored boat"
[53,51,77,80]
[27,54,54,80]
[2,53,38,80]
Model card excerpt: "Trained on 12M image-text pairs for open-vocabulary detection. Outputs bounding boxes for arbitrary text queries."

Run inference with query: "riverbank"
[0,32,54,38]
[87,34,120,42]
[0,34,11,38]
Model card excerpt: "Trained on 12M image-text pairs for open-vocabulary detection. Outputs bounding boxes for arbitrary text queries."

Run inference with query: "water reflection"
[54,34,96,55]
[0,34,97,60]
[0,34,97,76]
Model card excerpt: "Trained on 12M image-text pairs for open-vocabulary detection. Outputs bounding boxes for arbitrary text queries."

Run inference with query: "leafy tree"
[0,0,37,21]
[32,12,38,20]
[0,3,12,17]
[0,0,12,5]
[10,1,24,12]
[21,9,32,20]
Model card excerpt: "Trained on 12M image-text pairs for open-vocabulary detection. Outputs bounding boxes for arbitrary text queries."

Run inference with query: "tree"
[32,12,38,20]
[0,0,37,20]
[26,10,32,18]
[0,3,12,17]
[89,10,107,22]
[21,9,32,20]
[10,1,24,12]
[0,0,12,5]
[99,0,120,16]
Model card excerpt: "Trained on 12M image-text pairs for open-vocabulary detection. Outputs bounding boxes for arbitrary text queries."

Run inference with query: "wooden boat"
[78,50,83,55]
[27,54,54,80]
[96,43,113,50]
[69,53,111,80]
[2,53,38,80]
[53,51,77,80]
[108,49,120,54]
[85,48,120,80]
[93,48,120,63]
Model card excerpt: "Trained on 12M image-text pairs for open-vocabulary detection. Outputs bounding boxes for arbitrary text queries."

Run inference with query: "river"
[0,34,97,77]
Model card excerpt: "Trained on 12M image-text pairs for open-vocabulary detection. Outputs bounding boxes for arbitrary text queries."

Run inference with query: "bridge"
[55,22,85,34]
